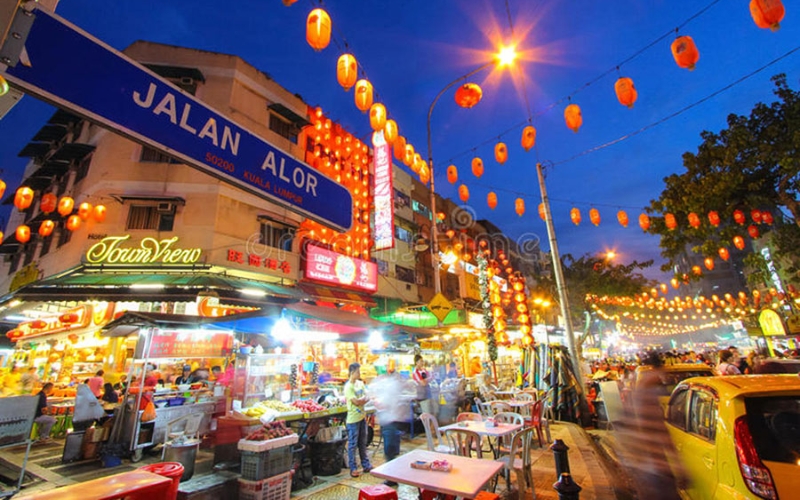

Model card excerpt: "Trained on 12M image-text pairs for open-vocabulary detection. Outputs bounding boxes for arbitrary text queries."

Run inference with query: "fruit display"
[289,364,298,389]
[245,421,295,441]
[320,397,346,411]
[242,399,297,417]
[291,399,325,413]
[310,362,319,385]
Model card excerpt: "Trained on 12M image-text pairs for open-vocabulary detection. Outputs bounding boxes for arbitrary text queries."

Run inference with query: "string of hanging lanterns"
[0,180,108,245]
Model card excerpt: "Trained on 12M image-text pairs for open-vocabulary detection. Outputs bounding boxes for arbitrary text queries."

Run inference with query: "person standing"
[88,370,105,398]
[34,382,57,442]
[717,350,741,375]
[344,363,371,478]
[413,355,432,415]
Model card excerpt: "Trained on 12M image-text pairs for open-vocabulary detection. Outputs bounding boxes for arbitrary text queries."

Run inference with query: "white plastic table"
[440,420,522,438]
[369,449,503,498]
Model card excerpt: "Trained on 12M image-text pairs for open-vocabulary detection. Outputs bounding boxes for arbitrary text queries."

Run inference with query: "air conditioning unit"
[179,77,194,85]
[157,202,174,212]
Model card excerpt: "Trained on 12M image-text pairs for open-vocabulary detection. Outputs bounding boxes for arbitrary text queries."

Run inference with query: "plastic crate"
[238,471,292,500]
[240,446,292,481]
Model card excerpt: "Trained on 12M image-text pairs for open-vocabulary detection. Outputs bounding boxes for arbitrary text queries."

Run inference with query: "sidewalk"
[1,422,618,499]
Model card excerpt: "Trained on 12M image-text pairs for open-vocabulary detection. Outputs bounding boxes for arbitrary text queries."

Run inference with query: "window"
[412,200,432,220]
[39,237,51,258]
[126,204,175,231]
[8,253,21,275]
[688,390,717,441]
[23,243,36,266]
[667,387,689,430]
[745,396,800,464]
[396,265,415,284]
[140,146,179,163]
[73,154,92,184]
[259,222,294,250]
[57,227,72,248]
[394,190,410,211]
[375,259,389,277]
[269,114,298,144]
[394,225,414,245]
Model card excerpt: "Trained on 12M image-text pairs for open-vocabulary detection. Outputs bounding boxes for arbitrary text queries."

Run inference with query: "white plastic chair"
[419,412,454,454]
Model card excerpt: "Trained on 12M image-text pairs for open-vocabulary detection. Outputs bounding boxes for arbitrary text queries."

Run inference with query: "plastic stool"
[139,462,184,500]
[358,484,398,500]
[420,490,455,500]
[471,492,500,500]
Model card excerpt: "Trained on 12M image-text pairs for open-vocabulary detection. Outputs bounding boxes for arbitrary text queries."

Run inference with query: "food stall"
[103,312,232,460]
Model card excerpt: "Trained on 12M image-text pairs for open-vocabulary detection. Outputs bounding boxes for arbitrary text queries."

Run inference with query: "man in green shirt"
[345,363,371,477]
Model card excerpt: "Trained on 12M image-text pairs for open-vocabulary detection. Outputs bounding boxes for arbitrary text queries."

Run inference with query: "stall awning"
[102,311,239,338]
[298,283,377,307]
[10,268,305,305]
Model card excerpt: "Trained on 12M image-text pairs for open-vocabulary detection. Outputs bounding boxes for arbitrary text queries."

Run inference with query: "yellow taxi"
[665,375,800,500]
[634,363,715,414]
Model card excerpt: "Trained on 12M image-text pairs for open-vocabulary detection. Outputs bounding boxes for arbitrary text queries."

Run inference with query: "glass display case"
[232,353,299,409]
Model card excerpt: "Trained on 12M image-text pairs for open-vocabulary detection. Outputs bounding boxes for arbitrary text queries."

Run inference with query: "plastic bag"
[141,401,157,422]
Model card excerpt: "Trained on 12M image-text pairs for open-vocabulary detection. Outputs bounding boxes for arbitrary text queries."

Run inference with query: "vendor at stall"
[413,355,432,414]
[174,365,194,385]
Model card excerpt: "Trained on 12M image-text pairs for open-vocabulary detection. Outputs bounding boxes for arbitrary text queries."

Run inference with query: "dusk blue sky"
[1,0,797,283]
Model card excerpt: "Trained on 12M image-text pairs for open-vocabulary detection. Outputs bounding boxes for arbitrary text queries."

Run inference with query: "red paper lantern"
[614,77,638,108]
[0,179,5,200]
[66,215,82,231]
[719,247,730,261]
[570,208,581,226]
[369,103,387,132]
[564,104,583,133]
[747,225,760,239]
[692,265,702,276]
[521,126,536,151]
[471,157,484,178]
[494,143,508,164]
[14,187,34,211]
[383,119,398,144]
[617,210,629,227]
[447,165,458,184]
[538,203,546,221]
[458,185,469,203]
[57,196,74,217]
[354,79,373,113]
[708,211,721,227]
[733,235,746,250]
[93,205,107,222]
[78,202,93,221]
[15,225,30,243]
[59,312,79,324]
[733,209,746,225]
[38,220,55,237]
[750,0,784,31]
[393,136,407,161]
[688,212,701,228]
[336,54,357,91]
[639,213,650,231]
[30,319,47,330]
[589,208,601,226]
[762,211,774,224]
[40,193,57,214]
[515,198,525,217]
[487,192,497,210]
[306,8,331,51]
[704,257,715,271]
[670,278,680,289]
[665,213,677,230]
[750,209,762,224]
[671,36,699,70]
[454,83,483,109]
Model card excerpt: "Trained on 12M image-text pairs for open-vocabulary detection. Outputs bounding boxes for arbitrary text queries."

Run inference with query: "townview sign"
[1,7,353,231]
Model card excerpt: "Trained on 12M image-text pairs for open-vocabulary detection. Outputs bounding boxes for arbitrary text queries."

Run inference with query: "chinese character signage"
[304,244,378,293]
[226,249,292,274]
[147,329,233,358]
[372,131,394,250]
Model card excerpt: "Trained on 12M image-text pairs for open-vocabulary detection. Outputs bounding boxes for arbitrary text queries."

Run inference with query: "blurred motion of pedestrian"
[617,352,683,499]
[369,371,408,486]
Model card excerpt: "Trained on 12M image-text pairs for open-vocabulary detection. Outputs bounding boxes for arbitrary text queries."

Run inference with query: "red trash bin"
[139,462,184,500]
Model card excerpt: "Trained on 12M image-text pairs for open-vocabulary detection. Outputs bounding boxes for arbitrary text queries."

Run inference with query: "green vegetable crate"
[240,446,293,481]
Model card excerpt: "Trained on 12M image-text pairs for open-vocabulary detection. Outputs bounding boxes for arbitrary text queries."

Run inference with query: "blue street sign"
[3,8,353,231]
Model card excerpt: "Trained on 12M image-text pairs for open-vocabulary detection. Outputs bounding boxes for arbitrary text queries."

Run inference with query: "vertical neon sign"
[372,131,394,250]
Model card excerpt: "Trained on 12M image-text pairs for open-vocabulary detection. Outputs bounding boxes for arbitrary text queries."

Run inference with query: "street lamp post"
[536,162,585,393]
[426,61,494,296]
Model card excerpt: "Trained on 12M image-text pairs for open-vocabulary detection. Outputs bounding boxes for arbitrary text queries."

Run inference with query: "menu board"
[147,329,233,358]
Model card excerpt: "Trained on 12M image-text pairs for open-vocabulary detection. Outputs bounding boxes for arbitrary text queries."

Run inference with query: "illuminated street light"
[427,44,517,299]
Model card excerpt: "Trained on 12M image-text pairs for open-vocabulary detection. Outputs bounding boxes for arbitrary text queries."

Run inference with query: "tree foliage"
[647,74,800,273]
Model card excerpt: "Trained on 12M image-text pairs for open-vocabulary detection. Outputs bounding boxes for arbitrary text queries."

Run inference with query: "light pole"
[536,162,585,393]
[426,46,516,296]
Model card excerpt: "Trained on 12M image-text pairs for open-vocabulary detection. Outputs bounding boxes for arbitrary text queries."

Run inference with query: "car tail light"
[734,415,778,500]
